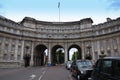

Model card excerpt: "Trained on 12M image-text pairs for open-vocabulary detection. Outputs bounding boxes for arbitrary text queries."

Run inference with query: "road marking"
[38,75,43,80]
[29,74,36,80]
[38,70,46,80]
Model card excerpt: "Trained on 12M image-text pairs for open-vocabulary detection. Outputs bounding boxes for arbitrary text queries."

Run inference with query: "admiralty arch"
[0,16,120,67]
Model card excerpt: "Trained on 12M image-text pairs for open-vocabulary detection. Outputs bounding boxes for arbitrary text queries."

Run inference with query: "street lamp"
[86,45,92,60]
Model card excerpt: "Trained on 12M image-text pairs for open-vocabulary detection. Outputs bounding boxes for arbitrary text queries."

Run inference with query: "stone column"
[118,37,120,56]
[91,40,95,61]
[81,41,85,59]
[21,40,24,66]
[110,38,114,56]
[48,42,51,66]
[97,40,101,58]
[15,40,18,61]
[64,43,68,63]
[30,41,34,66]
[0,38,4,61]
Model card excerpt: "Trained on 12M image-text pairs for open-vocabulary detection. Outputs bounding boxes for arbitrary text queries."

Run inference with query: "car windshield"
[77,61,92,68]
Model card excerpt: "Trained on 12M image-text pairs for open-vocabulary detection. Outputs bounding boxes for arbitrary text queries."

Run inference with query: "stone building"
[0,16,120,67]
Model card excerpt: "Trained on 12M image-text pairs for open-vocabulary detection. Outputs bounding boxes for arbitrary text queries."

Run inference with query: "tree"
[72,51,81,61]
[55,49,64,64]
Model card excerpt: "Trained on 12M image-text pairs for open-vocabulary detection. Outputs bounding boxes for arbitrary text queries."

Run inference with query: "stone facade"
[0,16,120,67]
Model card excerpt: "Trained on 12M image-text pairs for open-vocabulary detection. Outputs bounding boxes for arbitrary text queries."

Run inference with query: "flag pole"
[58,2,60,22]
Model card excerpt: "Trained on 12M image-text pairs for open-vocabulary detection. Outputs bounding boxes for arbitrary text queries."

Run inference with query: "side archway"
[33,44,47,66]
[68,44,82,60]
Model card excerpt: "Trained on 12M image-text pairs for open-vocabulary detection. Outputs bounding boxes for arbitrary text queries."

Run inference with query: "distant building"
[0,16,120,67]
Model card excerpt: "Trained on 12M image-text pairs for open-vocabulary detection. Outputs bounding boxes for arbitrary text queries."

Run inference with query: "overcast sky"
[0,0,120,24]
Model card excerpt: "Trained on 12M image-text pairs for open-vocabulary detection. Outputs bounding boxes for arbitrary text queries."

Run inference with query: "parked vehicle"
[71,60,93,80]
[65,61,72,70]
[91,57,120,80]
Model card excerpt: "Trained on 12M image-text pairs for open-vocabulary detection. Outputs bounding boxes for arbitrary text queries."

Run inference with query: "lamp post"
[86,45,91,60]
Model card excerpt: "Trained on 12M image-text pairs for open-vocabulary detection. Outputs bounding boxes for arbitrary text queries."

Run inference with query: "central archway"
[33,44,47,66]
[51,45,65,66]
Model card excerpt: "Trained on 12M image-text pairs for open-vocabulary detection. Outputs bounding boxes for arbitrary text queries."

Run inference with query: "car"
[91,57,120,80]
[71,60,93,80]
[65,61,72,70]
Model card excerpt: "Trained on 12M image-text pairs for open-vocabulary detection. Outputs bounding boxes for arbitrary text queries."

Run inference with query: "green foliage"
[72,51,81,60]
[55,49,64,64]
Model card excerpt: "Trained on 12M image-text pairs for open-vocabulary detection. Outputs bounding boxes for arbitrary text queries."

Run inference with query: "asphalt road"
[0,65,74,80]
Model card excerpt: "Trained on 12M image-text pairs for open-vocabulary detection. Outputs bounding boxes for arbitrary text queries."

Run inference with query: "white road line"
[38,75,43,80]
[38,70,46,80]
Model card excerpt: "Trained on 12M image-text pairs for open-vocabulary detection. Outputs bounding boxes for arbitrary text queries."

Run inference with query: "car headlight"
[81,71,86,74]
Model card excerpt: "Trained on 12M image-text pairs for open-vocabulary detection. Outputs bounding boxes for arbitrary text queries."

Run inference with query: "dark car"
[71,60,93,80]
[91,57,120,80]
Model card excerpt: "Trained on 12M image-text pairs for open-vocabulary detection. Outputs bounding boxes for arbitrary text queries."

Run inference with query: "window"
[11,45,15,52]
[18,40,22,44]
[5,44,8,53]
[0,37,2,43]
[94,41,97,50]
[98,30,102,35]
[100,40,104,49]
[101,60,112,74]
[10,54,14,60]
[106,39,110,48]
[18,46,21,54]
[5,38,9,43]
[105,29,108,33]
[0,26,3,30]
[111,27,115,32]
[13,29,17,33]
[113,38,117,48]
[17,55,21,60]
[3,54,7,60]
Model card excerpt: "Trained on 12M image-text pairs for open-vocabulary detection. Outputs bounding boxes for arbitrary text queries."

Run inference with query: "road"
[0,65,74,80]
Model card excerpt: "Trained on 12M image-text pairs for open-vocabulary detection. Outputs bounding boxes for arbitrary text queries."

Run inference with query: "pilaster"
[48,42,51,66]
[82,41,85,59]
[30,41,34,66]
[64,43,68,63]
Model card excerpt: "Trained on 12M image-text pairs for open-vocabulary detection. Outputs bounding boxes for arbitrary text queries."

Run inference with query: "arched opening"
[33,44,48,66]
[51,45,64,66]
[68,45,82,61]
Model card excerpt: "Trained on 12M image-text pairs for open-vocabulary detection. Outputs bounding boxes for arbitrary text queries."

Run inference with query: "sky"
[0,0,120,24]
